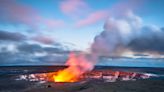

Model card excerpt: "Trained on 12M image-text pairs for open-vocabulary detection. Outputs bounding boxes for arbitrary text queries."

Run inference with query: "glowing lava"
[53,52,94,82]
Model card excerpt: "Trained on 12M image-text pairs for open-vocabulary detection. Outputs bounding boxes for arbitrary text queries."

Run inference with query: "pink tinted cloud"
[32,35,54,44]
[60,0,88,17]
[76,10,108,27]
[0,0,39,24]
[0,0,65,30]
[44,19,65,28]
[75,0,144,28]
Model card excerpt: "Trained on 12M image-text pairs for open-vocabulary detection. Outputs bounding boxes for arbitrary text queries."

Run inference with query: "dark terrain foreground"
[0,77,164,92]
[0,66,164,92]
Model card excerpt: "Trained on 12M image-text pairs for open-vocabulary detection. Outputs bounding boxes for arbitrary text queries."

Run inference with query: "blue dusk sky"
[0,0,163,67]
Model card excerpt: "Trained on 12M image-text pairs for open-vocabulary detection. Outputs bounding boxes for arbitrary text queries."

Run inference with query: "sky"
[0,0,164,67]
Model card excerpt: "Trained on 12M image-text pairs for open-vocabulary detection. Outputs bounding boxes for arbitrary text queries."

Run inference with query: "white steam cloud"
[91,10,164,56]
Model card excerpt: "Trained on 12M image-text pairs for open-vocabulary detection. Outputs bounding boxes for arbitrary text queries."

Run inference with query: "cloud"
[128,27,164,54]
[59,0,109,27]
[44,19,65,28]
[59,0,88,17]
[0,0,38,25]
[91,10,164,56]
[0,43,18,53]
[0,30,26,41]
[0,51,41,65]
[0,42,71,65]
[76,10,108,27]
[17,43,43,54]
[0,0,65,30]
[74,0,143,28]
[43,47,70,54]
[32,35,55,44]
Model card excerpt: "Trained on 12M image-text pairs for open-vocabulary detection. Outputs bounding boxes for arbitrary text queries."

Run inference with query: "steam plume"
[91,10,164,56]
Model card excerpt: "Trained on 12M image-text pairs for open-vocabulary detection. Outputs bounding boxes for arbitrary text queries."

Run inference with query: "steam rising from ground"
[92,10,164,56]
[53,52,97,82]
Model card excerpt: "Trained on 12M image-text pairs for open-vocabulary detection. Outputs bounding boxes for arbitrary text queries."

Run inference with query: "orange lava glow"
[53,67,80,82]
[52,52,93,82]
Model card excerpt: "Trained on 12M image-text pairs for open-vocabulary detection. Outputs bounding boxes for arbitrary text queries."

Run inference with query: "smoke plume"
[91,10,164,56]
